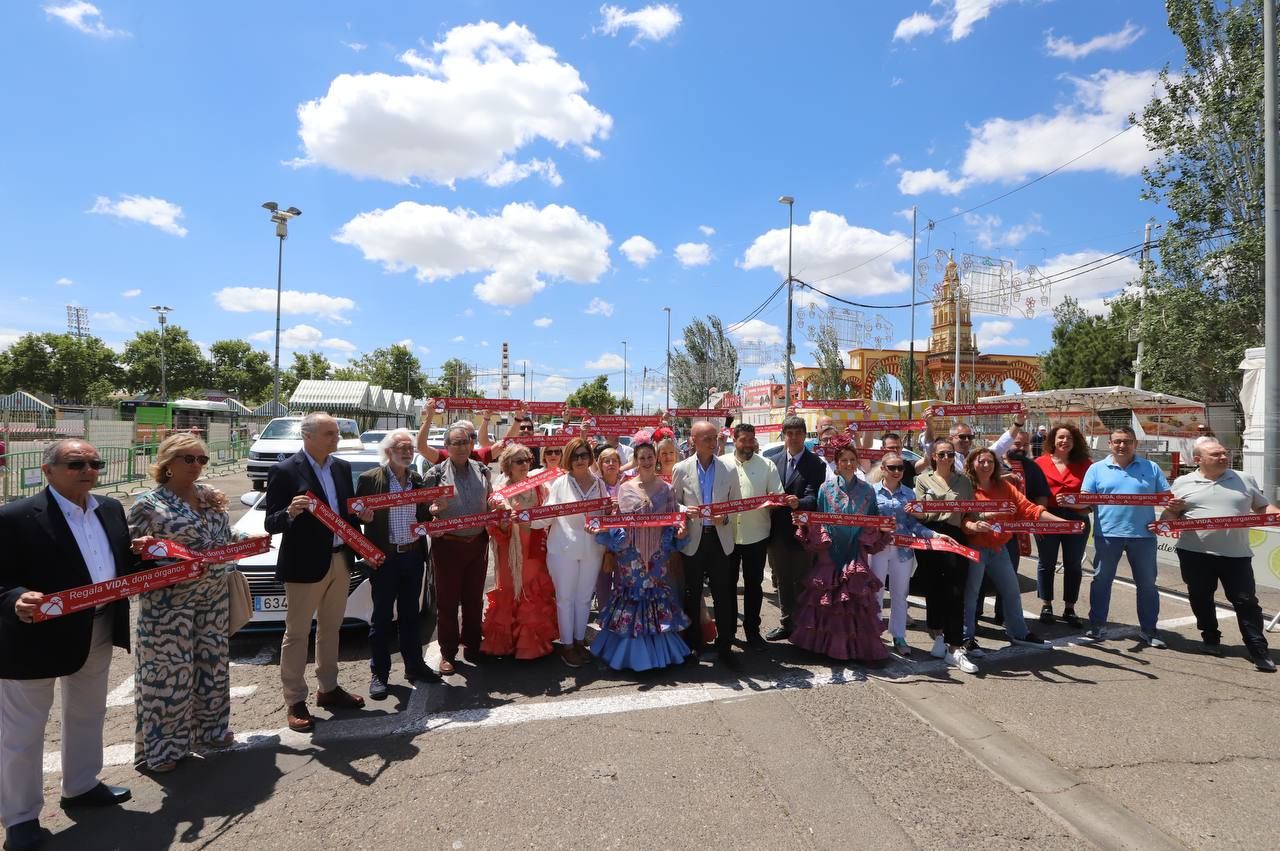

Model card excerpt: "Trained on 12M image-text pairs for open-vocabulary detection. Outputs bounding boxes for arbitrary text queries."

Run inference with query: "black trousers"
[684,530,737,651]
[919,521,968,647]
[1177,549,1270,657]
[730,539,769,637]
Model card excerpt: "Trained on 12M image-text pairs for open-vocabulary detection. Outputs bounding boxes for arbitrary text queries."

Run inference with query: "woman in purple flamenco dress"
[791,437,889,664]
[590,438,692,671]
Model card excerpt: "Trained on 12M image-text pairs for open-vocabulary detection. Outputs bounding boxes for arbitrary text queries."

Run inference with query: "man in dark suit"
[0,440,139,851]
[763,416,824,641]
[264,412,366,733]
[354,429,441,699]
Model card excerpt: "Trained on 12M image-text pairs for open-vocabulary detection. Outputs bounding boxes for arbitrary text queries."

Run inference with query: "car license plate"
[253,595,288,612]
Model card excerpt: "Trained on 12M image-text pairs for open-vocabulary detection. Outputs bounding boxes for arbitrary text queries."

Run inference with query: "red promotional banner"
[137,537,273,565]
[306,492,386,567]
[587,513,685,531]
[796,399,869,411]
[525,401,568,415]
[346,486,453,515]
[989,520,1086,534]
[564,407,588,417]
[696,494,790,518]
[513,497,613,524]
[494,434,570,448]
[492,467,564,501]
[414,510,508,536]
[431,397,525,412]
[891,534,981,562]
[904,499,1015,513]
[32,556,204,621]
[1057,492,1171,507]
[925,402,1025,418]
[583,415,661,430]
[1149,514,1280,536]
[667,408,727,418]
[846,419,926,433]
[792,511,896,531]
[558,425,602,438]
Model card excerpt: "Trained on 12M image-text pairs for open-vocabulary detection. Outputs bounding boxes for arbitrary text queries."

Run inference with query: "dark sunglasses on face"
[512,458,532,465]
[544,449,562,456]
[62,459,107,471]
[571,451,592,461]
[178,454,210,465]
[883,464,905,472]
[954,435,973,441]
[519,426,534,432]
[935,451,957,459]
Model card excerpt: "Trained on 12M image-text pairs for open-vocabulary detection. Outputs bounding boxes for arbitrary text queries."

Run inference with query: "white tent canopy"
[981,386,1203,412]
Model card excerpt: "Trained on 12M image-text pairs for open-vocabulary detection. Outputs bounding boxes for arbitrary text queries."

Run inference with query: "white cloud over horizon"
[1045,22,1144,61]
[585,297,614,317]
[740,211,910,297]
[249,324,356,352]
[214,287,357,323]
[89,194,188,236]
[585,351,625,370]
[728,319,783,346]
[893,0,1013,43]
[598,4,683,43]
[44,1,129,38]
[619,235,659,267]
[674,242,711,267]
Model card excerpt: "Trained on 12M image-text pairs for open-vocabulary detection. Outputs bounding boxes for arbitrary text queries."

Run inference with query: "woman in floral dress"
[481,444,558,659]
[127,433,262,772]
[591,438,691,671]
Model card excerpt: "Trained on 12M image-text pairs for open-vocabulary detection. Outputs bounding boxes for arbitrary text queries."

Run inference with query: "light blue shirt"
[697,455,716,526]
[305,450,342,545]
[1081,454,1170,538]
[873,482,935,559]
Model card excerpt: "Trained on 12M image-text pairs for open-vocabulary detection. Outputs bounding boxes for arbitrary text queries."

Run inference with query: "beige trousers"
[280,552,349,705]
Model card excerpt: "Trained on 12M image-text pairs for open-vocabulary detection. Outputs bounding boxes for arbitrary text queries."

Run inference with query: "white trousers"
[547,553,597,645]
[869,547,915,641]
[0,614,113,827]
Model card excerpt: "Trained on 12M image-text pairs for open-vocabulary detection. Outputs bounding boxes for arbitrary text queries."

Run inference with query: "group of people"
[0,403,1275,851]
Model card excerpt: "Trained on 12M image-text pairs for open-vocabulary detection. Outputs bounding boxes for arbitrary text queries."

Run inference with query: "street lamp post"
[621,340,628,412]
[262,201,301,412]
[778,196,795,406]
[663,307,671,411]
[150,305,173,401]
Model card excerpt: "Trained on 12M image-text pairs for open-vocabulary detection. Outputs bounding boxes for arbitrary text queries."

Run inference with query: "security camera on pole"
[262,201,302,412]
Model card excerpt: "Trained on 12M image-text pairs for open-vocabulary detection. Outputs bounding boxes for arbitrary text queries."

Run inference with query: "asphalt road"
[26,463,1280,849]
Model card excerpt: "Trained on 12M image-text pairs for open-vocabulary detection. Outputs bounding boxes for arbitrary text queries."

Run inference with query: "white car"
[234,449,434,629]
[246,416,362,491]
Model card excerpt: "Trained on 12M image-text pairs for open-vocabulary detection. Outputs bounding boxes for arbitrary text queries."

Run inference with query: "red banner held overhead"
[494,434,571,449]
[525,401,568,415]
[795,399,869,411]
[925,402,1025,418]
[667,408,729,418]
[583,415,661,431]
[1057,492,1171,507]
[587,513,684,531]
[905,499,1015,514]
[346,486,453,515]
[1149,514,1280,536]
[891,534,981,562]
[306,492,385,567]
[847,419,926,433]
[431,397,525,413]
[492,467,564,501]
[792,512,896,531]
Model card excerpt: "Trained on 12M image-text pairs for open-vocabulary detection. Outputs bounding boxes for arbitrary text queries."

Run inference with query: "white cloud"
[56,277,74,286]
[740,210,910,297]
[0,329,22,351]
[586,352,625,370]
[534,373,573,398]
[44,1,129,38]
[294,22,612,187]
[417,345,431,354]
[1045,22,1144,61]
[964,212,1046,250]
[619,235,659,267]
[893,12,942,41]
[891,338,930,351]
[334,201,612,307]
[883,153,901,166]
[482,158,563,188]
[462,307,475,318]
[585,297,614,317]
[598,4,683,43]
[792,288,829,310]
[213,287,356,322]
[727,319,783,346]
[975,320,1029,350]
[322,337,357,352]
[698,224,715,237]
[451,335,465,343]
[898,167,970,196]
[89,194,188,236]
[533,317,553,328]
[1037,249,1141,315]
[246,324,355,353]
[949,0,1012,40]
[480,340,490,347]
[121,288,141,298]
[341,40,367,52]
[890,76,904,88]
[674,242,711,267]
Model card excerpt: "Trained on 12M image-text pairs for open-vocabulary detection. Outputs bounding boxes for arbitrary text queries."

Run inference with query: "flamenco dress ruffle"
[590,548,690,671]
[790,549,889,663]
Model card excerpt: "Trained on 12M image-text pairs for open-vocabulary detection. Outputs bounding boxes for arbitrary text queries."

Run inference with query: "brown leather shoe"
[287,702,315,732]
[315,686,365,710]
[438,657,456,676]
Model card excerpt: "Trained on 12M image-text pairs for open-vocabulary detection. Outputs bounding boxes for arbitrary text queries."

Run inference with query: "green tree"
[209,339,273,404]
[1039,297,1136,390]
[120,326,210,398]
[279,351,331,399]
[0,333,124,403]
[346,344,426,396]
[809,323,849,399]
[425,358,479,399]
[1132,0,1264,401]
[564,375,619,414]
[0,334,53,394]
[870,363,894,401]
[670,315,740,410]
[900,355,939,404]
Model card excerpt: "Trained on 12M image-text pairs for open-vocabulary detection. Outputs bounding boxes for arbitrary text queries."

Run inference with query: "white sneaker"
[947,648,978,674]
[930,635,947,658]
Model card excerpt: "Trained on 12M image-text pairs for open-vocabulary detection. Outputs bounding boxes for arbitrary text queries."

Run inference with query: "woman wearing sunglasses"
[126,433,263,772]
[912,440,979,673]
[530,437,607,668]
[870,452,956,658]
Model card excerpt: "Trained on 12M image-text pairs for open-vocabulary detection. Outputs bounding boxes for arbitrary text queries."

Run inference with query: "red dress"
[481,486,558,659]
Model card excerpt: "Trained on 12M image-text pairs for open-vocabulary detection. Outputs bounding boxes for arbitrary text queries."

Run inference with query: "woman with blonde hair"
[481,444,558,659]
[126,433,262,772]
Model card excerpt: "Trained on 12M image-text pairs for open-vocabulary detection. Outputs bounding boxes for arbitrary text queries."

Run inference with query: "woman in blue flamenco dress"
[791,436,890,664]
[590,438,692,671]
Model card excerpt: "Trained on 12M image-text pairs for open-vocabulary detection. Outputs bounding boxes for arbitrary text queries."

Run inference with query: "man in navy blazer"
[0,440,142,851]
[762,416,824,641]
[263,412,367,733]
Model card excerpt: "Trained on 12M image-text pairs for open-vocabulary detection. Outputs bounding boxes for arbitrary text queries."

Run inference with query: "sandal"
[207,732,237,749]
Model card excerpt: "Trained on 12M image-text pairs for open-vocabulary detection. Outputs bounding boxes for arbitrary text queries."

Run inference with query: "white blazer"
[531,473,606,563]
[670,453,742,556]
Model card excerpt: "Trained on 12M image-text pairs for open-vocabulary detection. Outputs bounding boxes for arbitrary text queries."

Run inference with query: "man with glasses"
[422,423,493,674]
[354,429,442,699]
[0,440,143,850]
[1081,426,1175,646]
[915,423,975,475]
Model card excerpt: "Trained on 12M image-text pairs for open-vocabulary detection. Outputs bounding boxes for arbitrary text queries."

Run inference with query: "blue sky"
[0,1,1182,405]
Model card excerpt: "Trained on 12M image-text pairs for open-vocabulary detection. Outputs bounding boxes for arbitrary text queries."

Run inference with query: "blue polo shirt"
[1080,454,1170,539]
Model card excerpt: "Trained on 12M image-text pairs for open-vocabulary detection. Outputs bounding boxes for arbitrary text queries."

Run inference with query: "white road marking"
[107,679,256,708]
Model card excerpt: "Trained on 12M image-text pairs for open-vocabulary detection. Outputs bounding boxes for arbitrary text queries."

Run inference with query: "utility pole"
[1265,0,1279,502]
[1134,220,1154,390]
[663,307,672,411]
[907,206,917,418]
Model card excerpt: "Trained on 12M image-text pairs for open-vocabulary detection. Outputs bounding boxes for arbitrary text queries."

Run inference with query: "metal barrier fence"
[0,440,248,503]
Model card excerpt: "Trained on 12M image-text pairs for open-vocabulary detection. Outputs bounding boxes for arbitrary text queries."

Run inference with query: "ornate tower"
[929,254,976,356]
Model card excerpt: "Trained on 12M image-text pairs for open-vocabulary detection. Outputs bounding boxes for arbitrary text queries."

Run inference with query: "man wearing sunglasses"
[915,423,975,475]
[0,440,146,850]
